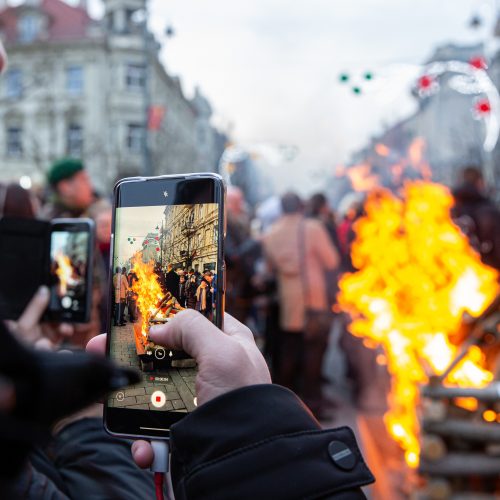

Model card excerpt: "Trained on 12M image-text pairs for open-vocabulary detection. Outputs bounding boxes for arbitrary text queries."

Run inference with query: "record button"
[151,390,166,408]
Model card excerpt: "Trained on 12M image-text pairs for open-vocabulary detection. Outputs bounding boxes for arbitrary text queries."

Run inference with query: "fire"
[55,252,73,295]
[130,252,163,337]
[338,181,499,468]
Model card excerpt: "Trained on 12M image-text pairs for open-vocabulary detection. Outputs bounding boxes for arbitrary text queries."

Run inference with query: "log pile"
[415,304,500,499]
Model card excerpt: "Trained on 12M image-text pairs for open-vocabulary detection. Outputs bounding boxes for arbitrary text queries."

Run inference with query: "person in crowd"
[262,192,340,416]
[185,273,198,310]
[196,271,214,320]
[41,158,109,220]
[112,266,128,327]
[85,310,374,499]
[452,166,500,270]
[225,186,260,324]
[164,263,180,301]
[178,274,187,308]
[0,183,38,219]
[127,269,139,322]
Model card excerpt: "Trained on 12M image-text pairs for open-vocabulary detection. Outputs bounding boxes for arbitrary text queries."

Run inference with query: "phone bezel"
[46,218,94,323]
[104,173,226,440]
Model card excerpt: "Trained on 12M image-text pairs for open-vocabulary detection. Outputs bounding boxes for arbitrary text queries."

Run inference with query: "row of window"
[5,63,146,98]
[4,123,144,157]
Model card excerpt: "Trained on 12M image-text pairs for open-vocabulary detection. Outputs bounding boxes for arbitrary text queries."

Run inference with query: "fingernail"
[38,286,49,298]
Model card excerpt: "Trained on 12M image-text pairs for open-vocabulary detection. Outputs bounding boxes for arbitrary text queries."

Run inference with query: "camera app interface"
[49,230,89,314]
[109,202,219,413]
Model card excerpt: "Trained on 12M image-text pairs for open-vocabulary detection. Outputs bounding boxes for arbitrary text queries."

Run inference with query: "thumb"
[17,286,50,335]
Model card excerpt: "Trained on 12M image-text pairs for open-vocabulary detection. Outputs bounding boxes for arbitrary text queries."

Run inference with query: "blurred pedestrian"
[112,267,128,326]
[185,274,198,309]
[263,192,340,416]
[0,183,38,219]
[164,263,180,301]
[41,158,109,220]
[196,271,214,320]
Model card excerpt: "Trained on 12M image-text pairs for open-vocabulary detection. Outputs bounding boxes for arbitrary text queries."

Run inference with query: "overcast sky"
[87,0,497,193]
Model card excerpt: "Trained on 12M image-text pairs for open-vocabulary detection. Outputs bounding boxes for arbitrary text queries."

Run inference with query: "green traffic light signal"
[364,72,373,80]
[339,73,349,83]
[352,86,362,95]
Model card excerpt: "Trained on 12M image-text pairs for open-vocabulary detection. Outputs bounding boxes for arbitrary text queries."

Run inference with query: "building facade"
[0,0,223,190]
[162,203,218,273]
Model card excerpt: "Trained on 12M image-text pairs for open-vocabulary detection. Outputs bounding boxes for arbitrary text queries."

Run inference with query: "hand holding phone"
[88,310,271,467]
[105,174,226,438]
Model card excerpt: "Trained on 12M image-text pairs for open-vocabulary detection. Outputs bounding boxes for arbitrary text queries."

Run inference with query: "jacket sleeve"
[170,385,374,500]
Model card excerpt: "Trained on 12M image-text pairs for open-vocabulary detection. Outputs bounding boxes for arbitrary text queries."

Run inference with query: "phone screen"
[106,176,224,437]
[49,224,91,322]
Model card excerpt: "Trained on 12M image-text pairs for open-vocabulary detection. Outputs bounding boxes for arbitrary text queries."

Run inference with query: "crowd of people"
[1,154,500,498]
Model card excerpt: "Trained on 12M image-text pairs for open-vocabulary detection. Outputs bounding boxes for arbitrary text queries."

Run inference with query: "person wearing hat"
[41,158,108,220]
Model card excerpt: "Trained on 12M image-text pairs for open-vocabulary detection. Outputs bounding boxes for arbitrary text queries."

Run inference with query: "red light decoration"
[155,236,159,241]
[156,247,160,252]
[474,98,491,116]
[417,74,439,98]
[469,56,487,70]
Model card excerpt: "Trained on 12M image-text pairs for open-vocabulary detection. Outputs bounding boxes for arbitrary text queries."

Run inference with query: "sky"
[87,0,498,193]
[115,205,164,263]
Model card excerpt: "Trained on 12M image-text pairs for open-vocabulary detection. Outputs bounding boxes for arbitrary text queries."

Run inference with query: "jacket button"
[328,441,356,471]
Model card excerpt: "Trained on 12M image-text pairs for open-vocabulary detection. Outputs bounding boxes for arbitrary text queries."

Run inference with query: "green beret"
[47,158,84,186]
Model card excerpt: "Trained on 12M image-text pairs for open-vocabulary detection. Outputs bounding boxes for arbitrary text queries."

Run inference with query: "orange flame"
[131,252,163,338]
[338,181,499,468]
[346,163,380,192]
[55,252,73,296]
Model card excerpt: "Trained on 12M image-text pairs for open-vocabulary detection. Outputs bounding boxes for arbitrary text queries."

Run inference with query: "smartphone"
[105,174,225,439]
[0,217,94,322]
[46,219,94,323]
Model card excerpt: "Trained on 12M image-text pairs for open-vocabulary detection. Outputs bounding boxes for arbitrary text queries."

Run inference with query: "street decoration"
[415,59,499,152]
[338,70,375,95]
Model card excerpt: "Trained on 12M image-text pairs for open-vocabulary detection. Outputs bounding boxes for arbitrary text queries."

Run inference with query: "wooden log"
[421,399,448,422]
[421,434,447,461]
[421,383,500,402]
[423,419,500,442]
[424,478,451,500]
[419,453,500,476]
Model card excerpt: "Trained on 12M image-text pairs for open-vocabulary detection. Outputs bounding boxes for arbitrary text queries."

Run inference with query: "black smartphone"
[46,219,94,323]
[105,174,225,439]
[0,217,94,323]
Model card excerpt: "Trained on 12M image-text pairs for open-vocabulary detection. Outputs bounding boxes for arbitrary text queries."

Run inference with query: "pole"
[142,6,153,176]
[160,220,164,268]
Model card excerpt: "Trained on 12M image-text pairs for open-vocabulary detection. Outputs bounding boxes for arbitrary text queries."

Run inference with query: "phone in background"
[104,174,225,439]
[46,219,94,323]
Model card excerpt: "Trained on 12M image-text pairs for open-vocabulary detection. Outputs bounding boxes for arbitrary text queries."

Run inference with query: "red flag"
[148,106,166,130]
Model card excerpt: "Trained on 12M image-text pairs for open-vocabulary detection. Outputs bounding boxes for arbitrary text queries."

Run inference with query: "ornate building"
[0,0,224,190]
[162,203,218,273]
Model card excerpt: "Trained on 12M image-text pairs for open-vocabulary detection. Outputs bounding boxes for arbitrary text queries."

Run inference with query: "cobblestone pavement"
[108,323,197,412]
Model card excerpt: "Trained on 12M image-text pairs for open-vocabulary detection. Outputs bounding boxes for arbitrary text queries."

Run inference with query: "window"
[126,124,143,153]
[66,66,83,95]
[213,226,218,244]
[6,127,23,157]
[6,69,22,98]
[67,124,83,157]
[126,63,145,91]
[18,14,38,43]
[205,228,210,245]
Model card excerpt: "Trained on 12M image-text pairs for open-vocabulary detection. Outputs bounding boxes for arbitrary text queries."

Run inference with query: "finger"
[86,333,107,356]
[17,286,50,334]
[149,309,224,359]
[222,313,255,342]
[131,440,154,469]
[0,376,16,412]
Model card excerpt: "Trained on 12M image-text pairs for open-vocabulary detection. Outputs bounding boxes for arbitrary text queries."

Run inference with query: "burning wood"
[55,251,73,296]
[337,181,499,468]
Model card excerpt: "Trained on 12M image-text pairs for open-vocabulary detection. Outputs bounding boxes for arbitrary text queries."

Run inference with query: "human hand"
[5,286,74,349]
[86,310,271,468]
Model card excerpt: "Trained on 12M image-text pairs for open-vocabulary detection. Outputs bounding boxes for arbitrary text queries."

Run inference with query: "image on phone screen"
[108,202,219,414]
[49,229,89,315]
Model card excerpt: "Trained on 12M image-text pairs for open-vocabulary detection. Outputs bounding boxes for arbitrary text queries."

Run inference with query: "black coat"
[164,270,180,301]
[170,385,374,499]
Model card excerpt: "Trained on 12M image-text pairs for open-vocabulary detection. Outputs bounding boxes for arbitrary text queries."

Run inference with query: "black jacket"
[170,384,374,499]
